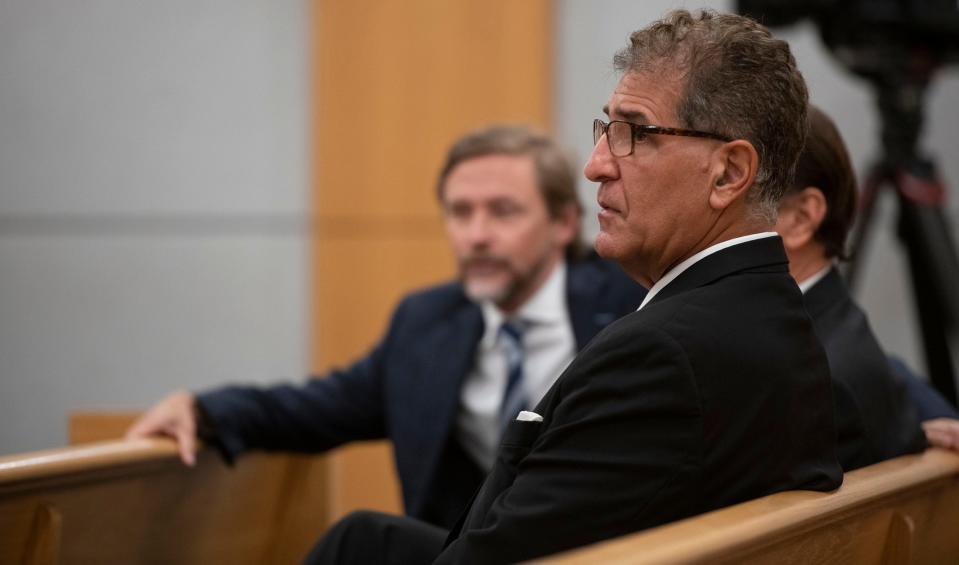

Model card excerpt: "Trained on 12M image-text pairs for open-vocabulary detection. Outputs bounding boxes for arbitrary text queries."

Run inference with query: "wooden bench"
[0,436,328,564]
[5,412,958,564]
[538,448,959,564]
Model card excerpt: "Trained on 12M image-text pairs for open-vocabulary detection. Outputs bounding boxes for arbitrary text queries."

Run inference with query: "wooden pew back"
[0,437,327,564]
[539,449,959,565]
[7,411,959,564]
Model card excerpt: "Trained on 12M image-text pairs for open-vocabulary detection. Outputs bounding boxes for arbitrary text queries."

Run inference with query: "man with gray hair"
[308,10,842,564]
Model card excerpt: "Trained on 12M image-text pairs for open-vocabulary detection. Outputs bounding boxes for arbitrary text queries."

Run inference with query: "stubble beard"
[460,254,519,305]
[459,245,556,310]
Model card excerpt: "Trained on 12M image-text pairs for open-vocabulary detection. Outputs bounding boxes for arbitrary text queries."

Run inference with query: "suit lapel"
[647,236,790,308]
[412,296,484,509]
[567,260,623,348]
[426,303,483,425]
[801,268,844,321]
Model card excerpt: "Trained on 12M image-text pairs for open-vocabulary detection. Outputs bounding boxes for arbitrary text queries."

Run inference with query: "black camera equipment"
[739,0,959,405]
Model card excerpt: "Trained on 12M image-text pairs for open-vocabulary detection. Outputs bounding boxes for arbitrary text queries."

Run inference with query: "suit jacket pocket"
[460,419,544,533]
[499,418,543,468]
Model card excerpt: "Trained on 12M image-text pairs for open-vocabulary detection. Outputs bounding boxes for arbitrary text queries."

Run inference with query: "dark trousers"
[304,510,447,565]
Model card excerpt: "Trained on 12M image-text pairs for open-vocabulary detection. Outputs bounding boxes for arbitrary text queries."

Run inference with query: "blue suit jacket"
[888,356,959,421]
[196,255,646,527]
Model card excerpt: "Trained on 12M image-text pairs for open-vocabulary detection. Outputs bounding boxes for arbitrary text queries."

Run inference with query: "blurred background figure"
[775,104,928,469]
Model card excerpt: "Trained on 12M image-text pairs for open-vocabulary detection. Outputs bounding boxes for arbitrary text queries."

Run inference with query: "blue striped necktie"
[498,319,528,434]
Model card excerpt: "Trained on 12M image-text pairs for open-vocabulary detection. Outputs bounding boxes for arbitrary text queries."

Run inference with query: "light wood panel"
[311,0,553,522]
[66,412,329,564]
[68,411,138,445]
[314,0,553,217]
[537,449,959,565]
[0,438,329,564]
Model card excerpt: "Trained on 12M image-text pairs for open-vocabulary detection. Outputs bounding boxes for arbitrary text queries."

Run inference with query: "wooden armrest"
[538,449,959,564]
[0,438,181,487]
[0,437,329,564]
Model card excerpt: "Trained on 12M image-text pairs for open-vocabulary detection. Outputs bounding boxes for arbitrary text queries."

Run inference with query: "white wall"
[556,0,959,381]
[0,0,310,454]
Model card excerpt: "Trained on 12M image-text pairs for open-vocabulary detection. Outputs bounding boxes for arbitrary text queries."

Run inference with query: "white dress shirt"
[638,232,778,310]
[457,261,576,471]
[797,264,833,294]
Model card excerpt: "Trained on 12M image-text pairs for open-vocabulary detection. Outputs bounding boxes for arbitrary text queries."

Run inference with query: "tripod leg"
[898,195,959,407]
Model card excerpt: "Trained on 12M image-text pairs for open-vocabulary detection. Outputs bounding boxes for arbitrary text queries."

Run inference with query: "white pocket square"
[516,410,543,422]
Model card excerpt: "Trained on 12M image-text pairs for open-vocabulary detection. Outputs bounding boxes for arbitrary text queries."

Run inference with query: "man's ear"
[708,140,759,211]
[775,187,827,252]
[552,202,581,246]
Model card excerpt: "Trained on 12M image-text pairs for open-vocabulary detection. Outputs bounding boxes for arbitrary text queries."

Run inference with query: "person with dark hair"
[126,125,646,530]
[775,105,927,470]
[307,10,842,564]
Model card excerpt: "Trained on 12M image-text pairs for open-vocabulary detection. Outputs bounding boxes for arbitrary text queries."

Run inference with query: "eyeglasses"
[593,119,733,157]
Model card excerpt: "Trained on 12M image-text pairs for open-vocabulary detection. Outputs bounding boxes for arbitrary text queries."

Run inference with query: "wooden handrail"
[0,436,330,564]
[5,441,958,564]
[0,438,181,486]
[538,448,959,564]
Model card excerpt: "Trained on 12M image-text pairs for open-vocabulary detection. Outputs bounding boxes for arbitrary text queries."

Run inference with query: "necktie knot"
[499,319,525,344]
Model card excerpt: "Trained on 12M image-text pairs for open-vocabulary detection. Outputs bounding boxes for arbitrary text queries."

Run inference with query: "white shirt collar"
[638,232,777,310]
[798,264,834,294]
[479,261,567,346]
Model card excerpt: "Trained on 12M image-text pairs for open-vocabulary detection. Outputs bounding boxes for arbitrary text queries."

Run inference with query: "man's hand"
[922,418,959,451]
[125,390,198,466]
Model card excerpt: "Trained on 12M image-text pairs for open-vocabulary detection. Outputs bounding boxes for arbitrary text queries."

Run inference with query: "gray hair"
[614,9,809,222]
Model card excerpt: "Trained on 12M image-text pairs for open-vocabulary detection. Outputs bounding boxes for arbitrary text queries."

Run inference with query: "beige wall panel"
[314,0,552,217]
[313,0,552,524]
[327,441,404,521]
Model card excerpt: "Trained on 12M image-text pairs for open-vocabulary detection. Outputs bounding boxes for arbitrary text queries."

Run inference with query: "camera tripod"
[844,81,959,407]
[735,0,959,408]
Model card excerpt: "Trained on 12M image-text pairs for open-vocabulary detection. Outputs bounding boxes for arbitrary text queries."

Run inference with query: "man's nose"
[465,212,493,246]
[584,136,617,184]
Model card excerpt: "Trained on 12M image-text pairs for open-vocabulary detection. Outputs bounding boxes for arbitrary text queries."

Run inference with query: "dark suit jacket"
[804,269,926,470]
[436,237,843,564]
[196,254,646,528]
